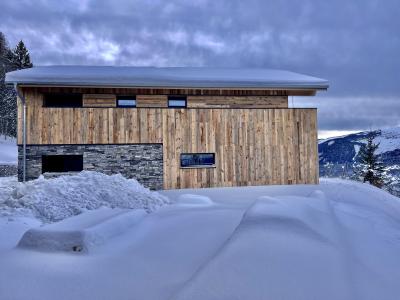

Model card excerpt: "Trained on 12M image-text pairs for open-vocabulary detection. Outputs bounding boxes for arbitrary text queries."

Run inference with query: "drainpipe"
[13,83,26,182]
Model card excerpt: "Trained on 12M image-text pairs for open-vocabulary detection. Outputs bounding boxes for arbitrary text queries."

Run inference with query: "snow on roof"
[5,66,329,89]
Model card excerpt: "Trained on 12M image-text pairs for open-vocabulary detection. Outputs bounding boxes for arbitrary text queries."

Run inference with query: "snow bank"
[0,171,169,223]
[0,217,40,251]
[177,194,214,206]
[18,208,146,253]
[173,181,400,300]
[1,179,400,300]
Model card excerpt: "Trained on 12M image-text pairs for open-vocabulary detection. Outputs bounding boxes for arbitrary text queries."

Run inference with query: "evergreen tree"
[0,32,10,79]
[0,34,33,137]
[9,40,33,70]
[0,33,7,60]
[355,131,387,188]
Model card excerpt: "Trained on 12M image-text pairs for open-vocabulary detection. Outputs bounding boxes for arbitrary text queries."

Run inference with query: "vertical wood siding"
[162,108,318,189]
[18,88,318,188]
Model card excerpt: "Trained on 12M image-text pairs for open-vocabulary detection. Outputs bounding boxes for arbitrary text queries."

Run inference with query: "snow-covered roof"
[5,66,329,90]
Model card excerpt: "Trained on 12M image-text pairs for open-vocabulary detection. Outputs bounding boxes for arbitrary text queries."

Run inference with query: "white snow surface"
[18,208,146,252]
[0,136,17,165]
[353,144,360,159]
[319,126,400,154]
[177,193,214,206]
[0,171,169,222]
[1,178,400,300]
[6,66,329,89]
[375,127,400,154]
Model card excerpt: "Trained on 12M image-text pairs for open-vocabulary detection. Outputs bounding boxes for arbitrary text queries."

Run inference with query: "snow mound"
[308,189,327,199]
[18,207,146,253]
[0,171,169,223]
[174,186,400,300]
[1,178,400,299]
[177,194,214,206]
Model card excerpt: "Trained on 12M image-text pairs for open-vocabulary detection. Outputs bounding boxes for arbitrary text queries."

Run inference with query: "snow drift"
[0,171,169,223]
[1,178,400,300]
[18,208,146,253]
[173,181,400,300]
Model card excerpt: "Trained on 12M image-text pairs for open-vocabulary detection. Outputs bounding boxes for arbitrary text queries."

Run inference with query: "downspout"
[13,83,26,182]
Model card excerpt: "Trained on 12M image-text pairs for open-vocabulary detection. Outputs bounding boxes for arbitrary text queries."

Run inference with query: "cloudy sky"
[1,0,400,138]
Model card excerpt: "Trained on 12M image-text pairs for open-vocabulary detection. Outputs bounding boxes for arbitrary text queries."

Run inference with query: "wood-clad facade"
[17,86,319,189]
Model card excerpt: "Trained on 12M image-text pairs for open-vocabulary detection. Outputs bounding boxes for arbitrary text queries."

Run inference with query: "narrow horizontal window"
[180,153,215,168]
[168,96,187,108]
[43,93,82,107]
[42,155,83,173]
[117,96,136,107]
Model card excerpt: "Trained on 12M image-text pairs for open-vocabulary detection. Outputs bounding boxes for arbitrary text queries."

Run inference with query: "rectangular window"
[168,96,187,108]
[180,153,215,168]
[42,155,83,173]
[43,93,83,107]
[117,96,136,107]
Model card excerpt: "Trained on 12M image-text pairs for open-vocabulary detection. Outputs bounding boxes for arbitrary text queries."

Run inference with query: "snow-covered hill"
[319,127,400,196]
[1,178,400,299]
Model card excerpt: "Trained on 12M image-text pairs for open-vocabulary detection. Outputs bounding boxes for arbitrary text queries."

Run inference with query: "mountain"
[318,127,400,197]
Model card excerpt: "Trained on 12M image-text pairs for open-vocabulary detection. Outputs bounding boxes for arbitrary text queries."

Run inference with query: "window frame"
[168,96,187,108]
[116,96,137,108]
[42,93,83,108]
[42,154,84,173]
[180,153,216,169]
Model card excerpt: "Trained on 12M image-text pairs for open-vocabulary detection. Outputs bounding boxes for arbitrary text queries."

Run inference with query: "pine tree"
[0,35,33,137]
[9,40,33,70]
[0,32,9,80]
[355,131,387,188]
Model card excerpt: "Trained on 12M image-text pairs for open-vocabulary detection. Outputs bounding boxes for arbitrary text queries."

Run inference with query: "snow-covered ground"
[375,126,400,154]
[0,135,17,165]
[0,176,400,299]
[318,126,400,155]
[0,171,169,222]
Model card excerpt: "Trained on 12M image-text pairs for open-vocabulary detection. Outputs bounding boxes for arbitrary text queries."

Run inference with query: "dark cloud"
[1,0,400,134]
[297,95,400,132]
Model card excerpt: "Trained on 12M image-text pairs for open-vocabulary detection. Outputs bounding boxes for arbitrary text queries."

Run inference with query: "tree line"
[0,32,33,137]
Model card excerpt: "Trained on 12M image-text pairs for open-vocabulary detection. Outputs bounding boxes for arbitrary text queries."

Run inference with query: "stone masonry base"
[18,144,163,190]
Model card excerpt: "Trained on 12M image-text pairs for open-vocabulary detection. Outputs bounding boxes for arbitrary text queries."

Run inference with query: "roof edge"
[7,82,328,90]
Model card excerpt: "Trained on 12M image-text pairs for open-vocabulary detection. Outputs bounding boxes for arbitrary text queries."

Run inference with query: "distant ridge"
[318,127,400,197]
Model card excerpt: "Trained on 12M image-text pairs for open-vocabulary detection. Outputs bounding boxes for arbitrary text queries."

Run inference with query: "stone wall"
[18,144,163,190]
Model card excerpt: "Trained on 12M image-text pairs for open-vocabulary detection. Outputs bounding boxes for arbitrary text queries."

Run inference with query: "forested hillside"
[319,127,400,197]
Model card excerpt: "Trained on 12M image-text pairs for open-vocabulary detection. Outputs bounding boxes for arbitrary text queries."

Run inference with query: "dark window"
[180,153,215,168]
[168,96,187,108]
[42,155,83,173]
[117,96,136,107]
[43,93,82,107]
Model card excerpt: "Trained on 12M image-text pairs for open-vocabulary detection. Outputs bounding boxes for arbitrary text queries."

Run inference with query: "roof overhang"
[6,66,329,92]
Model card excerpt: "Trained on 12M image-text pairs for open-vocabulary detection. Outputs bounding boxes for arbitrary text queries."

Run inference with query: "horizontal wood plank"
[83,94,116,107]
[187,96,288,108]
[136,95,168,107]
